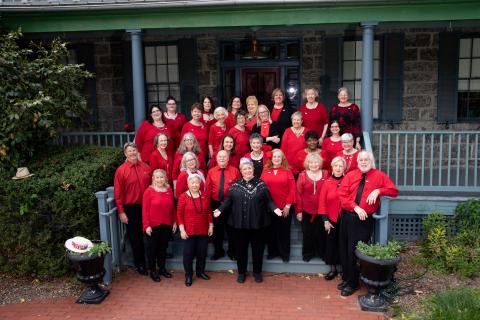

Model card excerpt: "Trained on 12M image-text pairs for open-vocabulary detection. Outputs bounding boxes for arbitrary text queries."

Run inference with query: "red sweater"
[228,126,251,158]
[261,168,296,209]
[298,103,328,137]
[336,150,359,173]
[295,170,329,214]
[318,176,343,223]
[208,124,227,154]
[176,192,212,235]
[205,165,241,201]
[149,149,173,184]
[172,151,207,181]
[142,186,176,232]
[135,121,172,163]
[281,127,308,175]
[180,122,209,156]
[175,170,206,199]
[162,113,187,149]
[114,160,152,214]
[339,168,399,215]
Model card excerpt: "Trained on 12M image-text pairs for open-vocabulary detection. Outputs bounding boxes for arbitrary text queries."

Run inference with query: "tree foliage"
[0,31,93,166]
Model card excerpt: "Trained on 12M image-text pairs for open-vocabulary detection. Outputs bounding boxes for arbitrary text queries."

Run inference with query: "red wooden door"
[241,68,280,105]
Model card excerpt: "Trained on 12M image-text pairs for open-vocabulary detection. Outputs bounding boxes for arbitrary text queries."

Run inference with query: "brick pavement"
[0,270,383,320]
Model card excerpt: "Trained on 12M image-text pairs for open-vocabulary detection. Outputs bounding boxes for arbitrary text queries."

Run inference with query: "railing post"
[373,197,390,245]
[95,190,113,285]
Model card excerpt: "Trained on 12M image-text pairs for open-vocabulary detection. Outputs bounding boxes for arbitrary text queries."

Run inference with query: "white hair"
[357,150,376,169]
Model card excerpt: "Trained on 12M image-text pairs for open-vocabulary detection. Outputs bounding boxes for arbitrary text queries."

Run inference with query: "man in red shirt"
[205,150,241,260]
[338,150,399,296]
[114,142,152,275]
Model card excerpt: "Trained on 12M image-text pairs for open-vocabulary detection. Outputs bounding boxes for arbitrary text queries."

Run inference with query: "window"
[144,45,180,109]
[457,37,480,120]
[342,40,381,118]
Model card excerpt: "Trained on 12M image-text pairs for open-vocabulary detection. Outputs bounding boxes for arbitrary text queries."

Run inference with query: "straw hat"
[65,236,94,254]
[12,167,34,180]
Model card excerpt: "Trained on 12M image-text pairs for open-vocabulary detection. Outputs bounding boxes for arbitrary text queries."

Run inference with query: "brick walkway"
[0,270,383,320]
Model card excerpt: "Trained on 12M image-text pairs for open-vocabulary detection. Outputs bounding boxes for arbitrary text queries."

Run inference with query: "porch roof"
[1,0,479,33]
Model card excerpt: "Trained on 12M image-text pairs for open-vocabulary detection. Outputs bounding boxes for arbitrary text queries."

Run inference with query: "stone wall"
[196,34,219,100]
[302,31,324,97]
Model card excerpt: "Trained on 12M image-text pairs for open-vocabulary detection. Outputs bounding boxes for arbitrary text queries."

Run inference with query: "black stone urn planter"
[355,249,400,312]
[67,241,110,304]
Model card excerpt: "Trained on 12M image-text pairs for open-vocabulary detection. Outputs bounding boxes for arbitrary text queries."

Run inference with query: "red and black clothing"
[135,120,172,164]
[281,127,309,175]
[180,121,209,156]
[162,112,187,149]
[228,126,251,158]
[245,115,257,132]
[269,104,295,140]
[252,121,281,151]
[149,149,173,184]
[244,151,271,178]
[209,151,241,170]
[329,103,362,140]
[298,103,328,137]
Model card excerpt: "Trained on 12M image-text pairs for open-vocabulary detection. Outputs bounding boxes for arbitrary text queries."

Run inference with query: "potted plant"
[65,237,111,304]
[355,241,402,312]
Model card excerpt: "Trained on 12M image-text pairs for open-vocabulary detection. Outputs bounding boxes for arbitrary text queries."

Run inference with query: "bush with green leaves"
[0,145,123,277]
[0,31,93,167]
[417,287,480,320]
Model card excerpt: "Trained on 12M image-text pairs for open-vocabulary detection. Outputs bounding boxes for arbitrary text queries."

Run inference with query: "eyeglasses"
[186,158,196,162]
[184,138,194,142]
[259,111,268,115]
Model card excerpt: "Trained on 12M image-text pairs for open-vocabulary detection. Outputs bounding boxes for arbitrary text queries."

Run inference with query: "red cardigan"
[135,121,172,163]
[142,186,176,232]
[162,113,187,149]
[176,192,212,235]
[261,168,296,209]
[317,176,343,223]
[298,103,328,137]
[281,127,308,175]
[149,149,173,184]
[180,121,209,156]
[295,170,329,215]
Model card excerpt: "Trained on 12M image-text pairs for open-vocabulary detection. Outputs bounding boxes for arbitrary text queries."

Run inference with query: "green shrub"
[356,241,402,260]
[0,145,123,277]
[418,288,480,320]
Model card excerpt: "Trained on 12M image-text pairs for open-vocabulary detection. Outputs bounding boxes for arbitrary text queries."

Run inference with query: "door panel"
[241,68,280,105]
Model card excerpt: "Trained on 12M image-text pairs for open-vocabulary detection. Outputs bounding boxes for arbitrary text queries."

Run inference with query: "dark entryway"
[241,68,280,105]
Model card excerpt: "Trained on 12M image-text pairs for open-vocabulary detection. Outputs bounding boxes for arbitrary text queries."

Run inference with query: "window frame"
[456,35,480,122]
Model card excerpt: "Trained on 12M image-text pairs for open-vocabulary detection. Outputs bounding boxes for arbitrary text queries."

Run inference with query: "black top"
[218,177,277,229]
[269,104,295,139]
[251,121,281,150]
[251,158,264,178]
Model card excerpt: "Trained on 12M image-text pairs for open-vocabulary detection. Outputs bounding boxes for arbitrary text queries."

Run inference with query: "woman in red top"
[172,132,207,183]
[135,104,172,164]
[298,87,329,144]
[181,103,209,156]
[261,149,296,263]
[244,133,271,178]
[336,133,359,174]
[321,120,343,171]
[226,95,242,128]
[280,111,309,176]
[175,152,206,199]
[209,134,240,169]
[252,104,281,151]
[162,96,187,150]
[245,95,258,131]
[208,107,228,158]
[149,133,173,185]
[228,110,250,158]
[177,173,213,286]
[294,130,327,173]
[329,87,362,149]
[295,153,329,262]
[318,156,346,281]
[201,95,216,128]
[142,169,177,282]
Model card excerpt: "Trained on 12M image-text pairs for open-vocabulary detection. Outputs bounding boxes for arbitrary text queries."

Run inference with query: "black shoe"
[341,286,358,297]
[337,281,348,290]
[325,270,338,281]
[166,253,174,259]
[302,255,313,262]
[211,252,225,260]
[282,256,290,263]
[227,251,236,261]
[266,254,277,260]
[185,275,192,287]
[136,266,148,276]
[253,273,263,283]
[160,269,172,278]
[196,272,210,280]
[150,271,161,282]
[237,273,246,283]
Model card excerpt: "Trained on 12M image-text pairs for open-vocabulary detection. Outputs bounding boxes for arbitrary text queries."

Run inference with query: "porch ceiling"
[1,0,479,33]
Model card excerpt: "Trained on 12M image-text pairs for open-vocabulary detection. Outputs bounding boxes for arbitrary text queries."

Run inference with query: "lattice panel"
[389,215,424,240]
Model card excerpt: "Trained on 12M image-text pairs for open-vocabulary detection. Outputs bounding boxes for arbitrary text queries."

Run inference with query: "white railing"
[56,132,135,148]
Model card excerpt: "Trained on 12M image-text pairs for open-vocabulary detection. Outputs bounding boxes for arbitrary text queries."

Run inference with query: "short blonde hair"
[291,111,303,121]
[303,87,319,100]
[330,156,346,169]
[245,96,258,107]
[151,169,168,186]
[304,153,323,171]
[256,104,271,126]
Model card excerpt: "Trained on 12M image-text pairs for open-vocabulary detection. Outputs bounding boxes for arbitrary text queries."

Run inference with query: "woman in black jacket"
[269,88,295,138]
[251,104,281,151]
[213,157,282,284]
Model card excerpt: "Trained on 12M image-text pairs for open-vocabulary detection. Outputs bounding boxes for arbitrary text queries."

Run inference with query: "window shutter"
[322,37,342,112]
[437,32,459,124]
[75,43,98,126]
[178,38,198,116]
[381,33,404,123]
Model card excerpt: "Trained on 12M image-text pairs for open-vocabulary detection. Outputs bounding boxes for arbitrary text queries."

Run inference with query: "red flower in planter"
[124,123,134,132]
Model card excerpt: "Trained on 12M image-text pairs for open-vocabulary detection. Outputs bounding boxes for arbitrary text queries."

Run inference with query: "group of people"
[114,87,398,295]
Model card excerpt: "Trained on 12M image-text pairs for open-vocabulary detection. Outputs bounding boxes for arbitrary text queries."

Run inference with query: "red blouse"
[162,113,187,149]
[336,150,359,173]
[296,170,329,215]
[318,176,343,223]
[280,127,308,175]
[142,186,176,232]
[271,107,282,122]
[175,169,206,199]
[225,112,235,129]
[149,149,173,184]
[114,160,152,214]
[261,168,296,209]
[135,120,172,164]
[208,124,227,154]
[228,126,251,158]
[180,121,209,156]
[298,103,328,137]
[321,137,343,164]
[176,192,212,236]
[172,151,207,181]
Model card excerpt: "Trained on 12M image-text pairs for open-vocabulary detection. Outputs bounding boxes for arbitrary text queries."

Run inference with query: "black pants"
[339,211,374,287]
[324,218,339,266]
[267,208,292,259]
[182,235,209,277]
[211,200,235,256]
[233,228,266,274]
[301,212,326,259]
[146,224,171,272]
[124,204,146,269]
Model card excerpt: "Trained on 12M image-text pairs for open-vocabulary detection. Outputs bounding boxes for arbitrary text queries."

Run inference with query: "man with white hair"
[338,150,398,296]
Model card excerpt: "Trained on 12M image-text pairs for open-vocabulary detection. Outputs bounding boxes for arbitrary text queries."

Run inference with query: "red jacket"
[142,186,176,232]
[281,127,308,175]
[205,165,241,201]
[318,176,343,223]
[114,160,152,214]
[176,192,212,235]
[261,168,296,209]
[296,170,328,215]
[298,103,328,137]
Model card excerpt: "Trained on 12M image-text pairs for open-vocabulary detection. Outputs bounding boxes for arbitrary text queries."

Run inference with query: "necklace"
[153,121,165,128]
[188,191,203,214]
[306,102,317,109]
[291,127,304,137]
